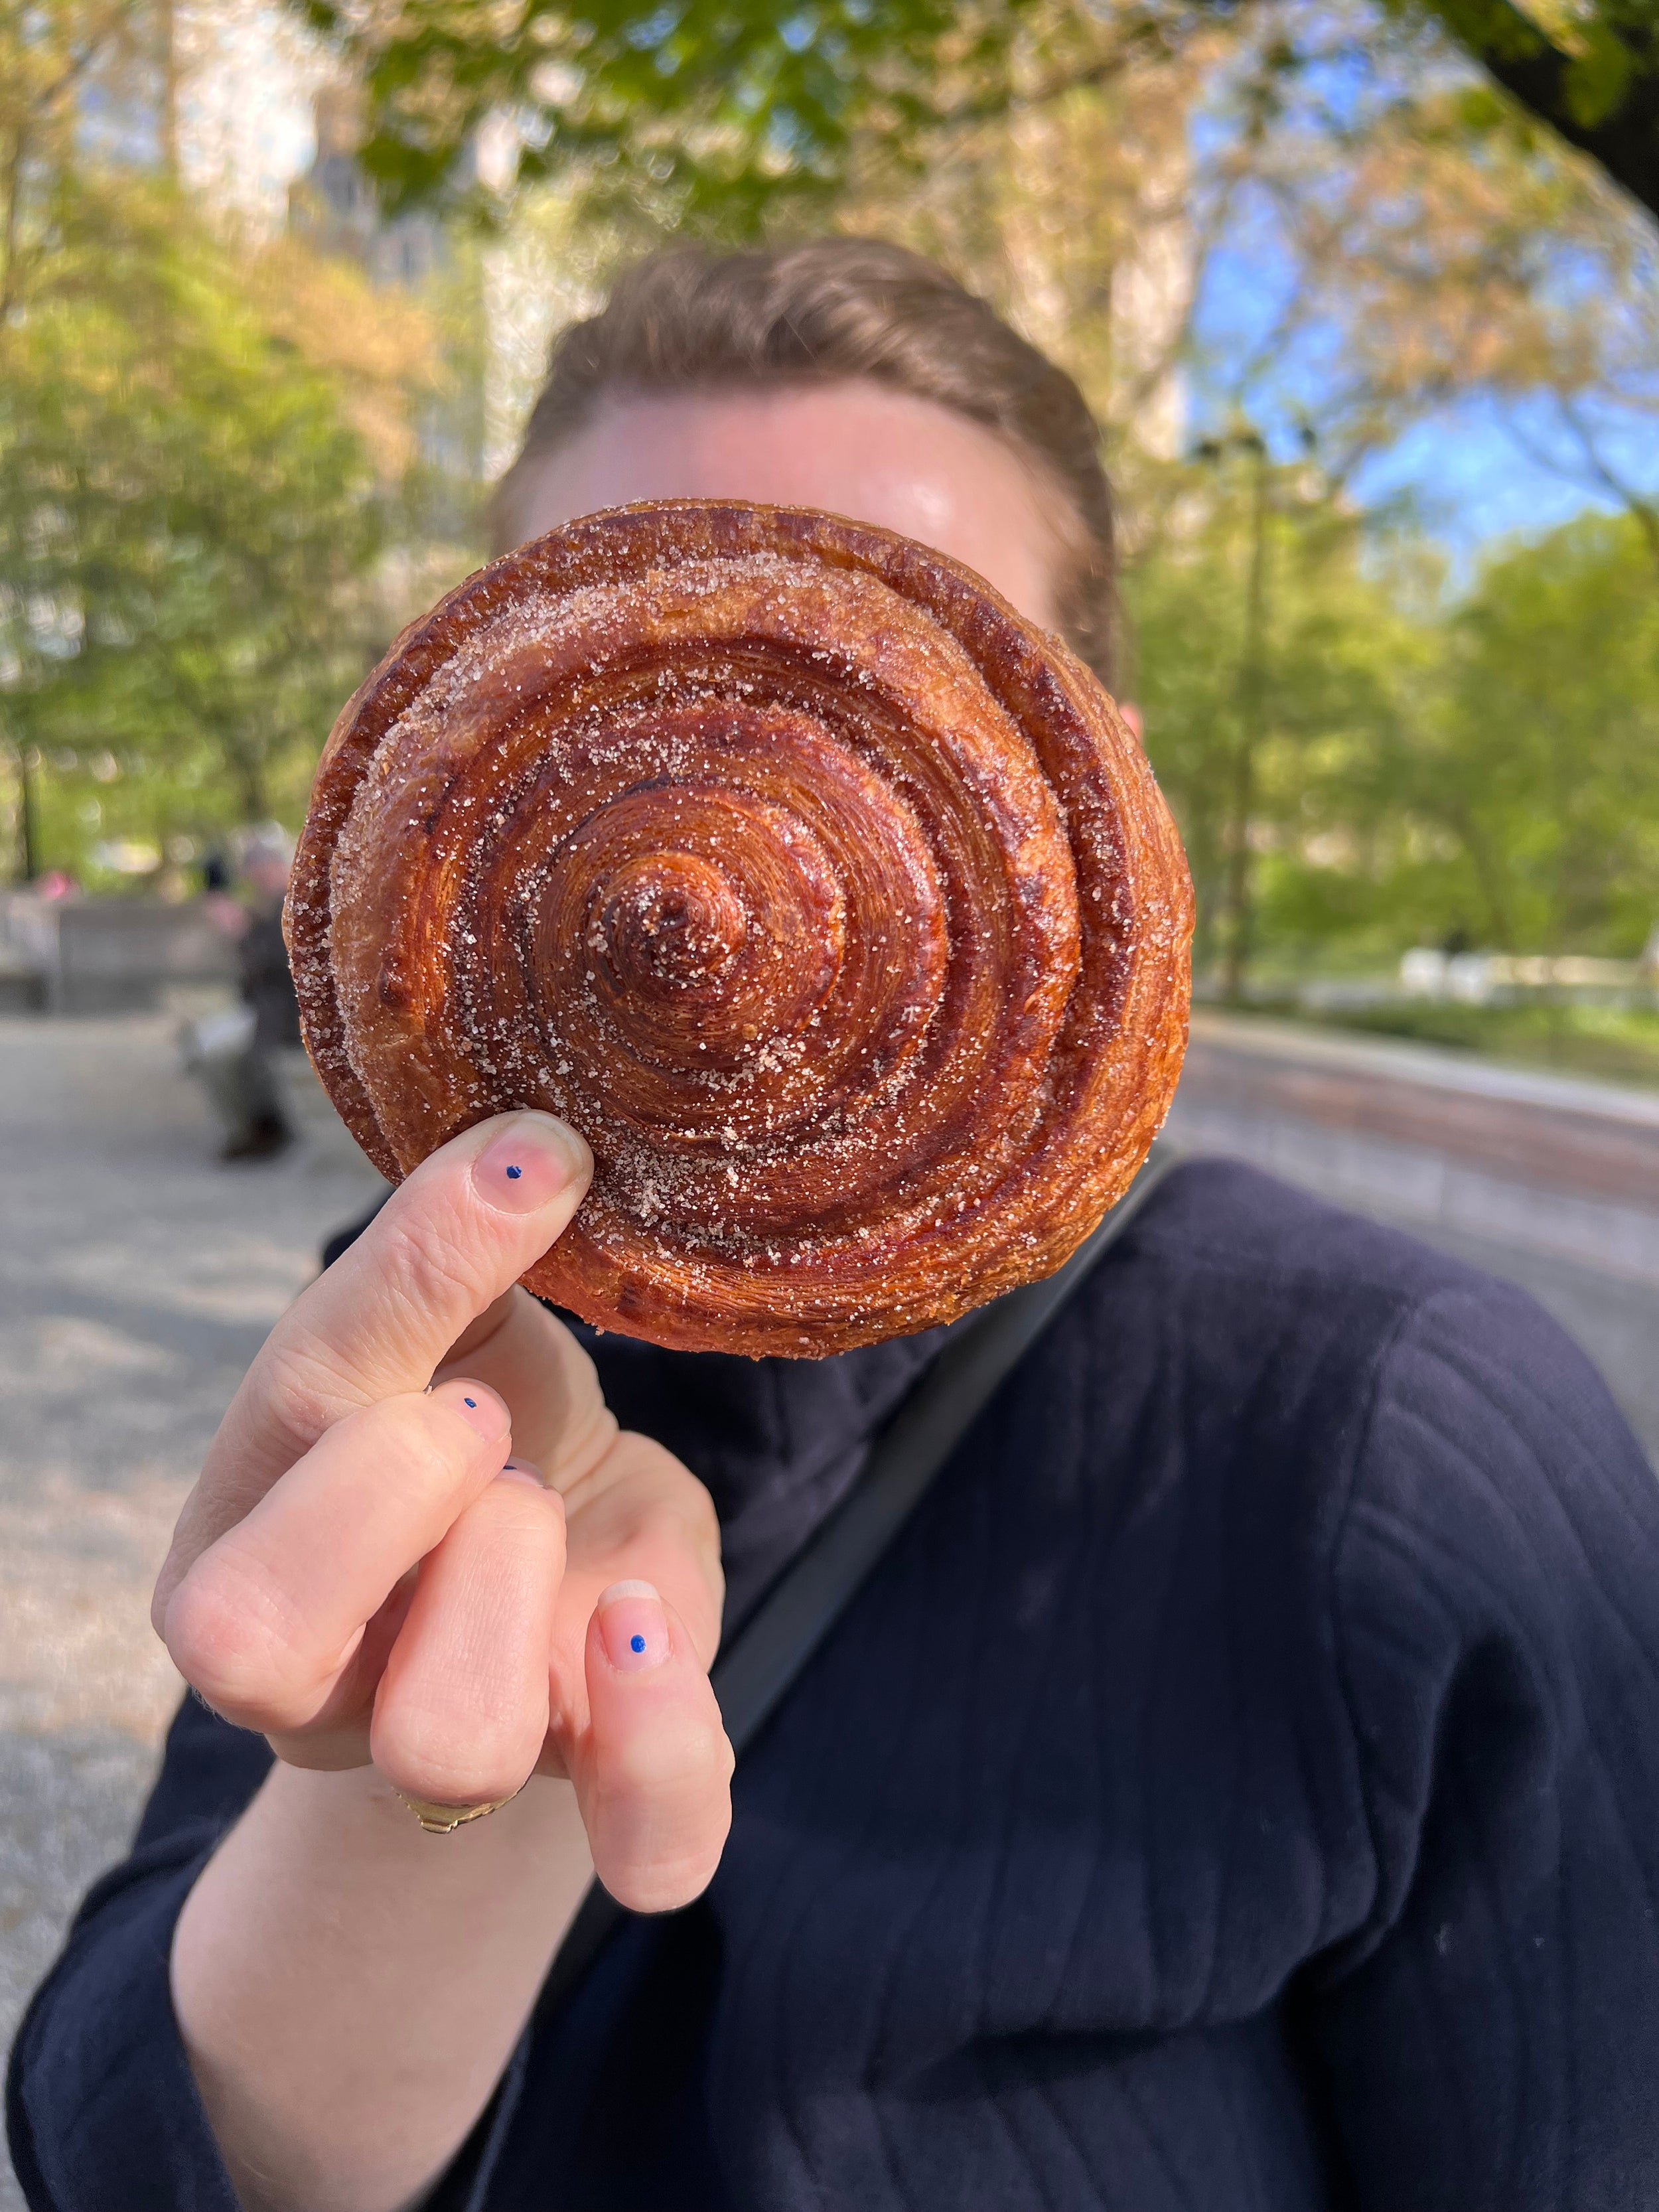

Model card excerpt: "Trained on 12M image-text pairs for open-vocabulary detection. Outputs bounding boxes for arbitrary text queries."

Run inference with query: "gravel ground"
[0,1013,382,2210]
[1,1015,1654,2207]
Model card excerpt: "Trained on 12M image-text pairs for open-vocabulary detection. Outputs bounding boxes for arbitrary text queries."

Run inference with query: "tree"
[0,177,385,849]
[236,0,1658,995]
[1125,447,1431,988]
[1,0,167,323]
[1186,13,1659,571]
[294,0,1659,230]
[1131,498,1659,980]
[1,0,462,881]
[1396,0,1659,218]
[1419,512,1659,952]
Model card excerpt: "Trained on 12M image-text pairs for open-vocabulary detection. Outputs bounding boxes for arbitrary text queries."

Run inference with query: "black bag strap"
[532,1143,1179,2020]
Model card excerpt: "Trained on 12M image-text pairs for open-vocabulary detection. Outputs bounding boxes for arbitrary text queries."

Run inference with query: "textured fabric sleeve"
[1304,1279,1659,2212]
[5,1696,273,2212]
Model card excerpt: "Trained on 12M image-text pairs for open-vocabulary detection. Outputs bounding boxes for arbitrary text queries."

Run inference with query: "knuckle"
[376,1205,492,1329]
[439,1287,520,1368]
[630,1483,720,1566]
[480,1481,565,1546]
[544,1332,615,1472]
[554,1401,618,1491]
[374,1714,536,1807]
[350,1391,485,1501]
[670,1469,721,1554]
[382,1391,466,1473]
[678,1471,721,1550]
[604,1709,731,1802]
[250,1329,360,1459]
[163,1556,313,1730]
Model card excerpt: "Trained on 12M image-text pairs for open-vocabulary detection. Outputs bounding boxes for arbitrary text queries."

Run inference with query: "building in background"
[174,0,326,226]
[288,82,488,503]
[77,2,484,499]
[289,82,447,289]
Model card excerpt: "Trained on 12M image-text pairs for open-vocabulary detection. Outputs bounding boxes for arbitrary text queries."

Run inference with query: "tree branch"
[1555,394,1659,571]
[1418,0,1659,218]
[0,121,25,332]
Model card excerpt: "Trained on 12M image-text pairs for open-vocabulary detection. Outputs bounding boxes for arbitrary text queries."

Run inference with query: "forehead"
[511,379,1064,628]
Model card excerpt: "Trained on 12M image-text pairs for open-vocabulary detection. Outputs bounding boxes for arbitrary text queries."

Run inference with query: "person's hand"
[153,1114,732,1911]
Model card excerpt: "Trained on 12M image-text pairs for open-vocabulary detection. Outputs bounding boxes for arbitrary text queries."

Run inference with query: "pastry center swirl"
[546,779,851,1090]
[595,854,745,997]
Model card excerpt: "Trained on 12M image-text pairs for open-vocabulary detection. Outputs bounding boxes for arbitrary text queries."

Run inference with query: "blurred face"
[510,379,1070,635]
[246,853,291,900]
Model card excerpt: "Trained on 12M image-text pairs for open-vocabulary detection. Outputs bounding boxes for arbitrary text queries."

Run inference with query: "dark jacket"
[11,1157,1659,2211]
[238,899,301,1055]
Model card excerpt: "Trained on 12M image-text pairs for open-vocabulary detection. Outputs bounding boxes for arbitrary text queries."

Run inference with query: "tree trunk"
[6,741,40,882]
[226,735,268,826]
[1220,444,1270,1002]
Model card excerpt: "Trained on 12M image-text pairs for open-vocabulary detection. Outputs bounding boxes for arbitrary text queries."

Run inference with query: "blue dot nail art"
[464,1397,477,1409]
[630,1633,647,1654]
[505,1163,522,1180]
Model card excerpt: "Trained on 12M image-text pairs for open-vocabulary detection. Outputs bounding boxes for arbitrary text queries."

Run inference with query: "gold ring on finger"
[394,1781,528,1834]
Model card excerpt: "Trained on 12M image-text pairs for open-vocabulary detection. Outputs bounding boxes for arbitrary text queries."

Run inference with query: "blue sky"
[1191,240,1659,570]
[1182,16,1659,577]
[1350,400,1657,554]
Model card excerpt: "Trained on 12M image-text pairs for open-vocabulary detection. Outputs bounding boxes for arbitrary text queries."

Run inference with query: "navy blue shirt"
[11,1158,1659,2209]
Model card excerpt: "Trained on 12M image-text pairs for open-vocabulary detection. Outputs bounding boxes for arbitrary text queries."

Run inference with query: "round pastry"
[287,499,1193,1357]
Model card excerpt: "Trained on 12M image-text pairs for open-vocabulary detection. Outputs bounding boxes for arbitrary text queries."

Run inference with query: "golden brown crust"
[287,499,1193,1356]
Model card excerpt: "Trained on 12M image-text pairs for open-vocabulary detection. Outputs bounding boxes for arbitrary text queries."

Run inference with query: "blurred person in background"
[187,827,301,1162]
[11,240,1659,2212]
[235,831,303,1073]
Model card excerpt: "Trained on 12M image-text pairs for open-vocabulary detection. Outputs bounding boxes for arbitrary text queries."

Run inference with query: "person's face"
[509,379,1069,634]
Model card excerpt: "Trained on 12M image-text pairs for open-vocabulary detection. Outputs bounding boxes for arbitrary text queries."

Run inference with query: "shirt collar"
[563,1318,958,1629]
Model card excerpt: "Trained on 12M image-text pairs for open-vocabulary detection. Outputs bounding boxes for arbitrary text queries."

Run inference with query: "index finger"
[157,1112,591,1613]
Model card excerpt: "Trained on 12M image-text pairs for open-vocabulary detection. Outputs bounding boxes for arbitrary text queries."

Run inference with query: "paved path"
[0,1014,383,2209]
[2,1011,1655,2205]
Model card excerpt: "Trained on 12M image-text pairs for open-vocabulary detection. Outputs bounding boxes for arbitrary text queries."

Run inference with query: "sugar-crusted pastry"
[287,500,1192,1355]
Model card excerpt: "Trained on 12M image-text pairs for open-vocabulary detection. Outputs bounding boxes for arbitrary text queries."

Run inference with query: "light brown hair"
[491,238,1118,686]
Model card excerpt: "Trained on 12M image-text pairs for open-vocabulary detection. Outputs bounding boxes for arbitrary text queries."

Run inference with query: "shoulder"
[1116,1150,1482,1311]
[1090,1153,1646,1453]
[1098,1151,1656,1582]
[1137,1161,1659,1949]
[1331,1251,1659,1865]
[1080,1154,1659,1937]
[1072,1150,1659,1733]
[1063,1153,1511,1469]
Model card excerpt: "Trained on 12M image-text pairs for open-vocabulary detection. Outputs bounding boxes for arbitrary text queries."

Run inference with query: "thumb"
[573,1581,733,1914]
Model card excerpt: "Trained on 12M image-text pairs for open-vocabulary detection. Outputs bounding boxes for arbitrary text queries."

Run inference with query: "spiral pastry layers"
[288,500,1193,1356]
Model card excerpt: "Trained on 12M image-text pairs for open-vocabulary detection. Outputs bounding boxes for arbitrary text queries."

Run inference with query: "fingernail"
[597,1580,669,1672]
[472,1115,591,1216]
[496,1458,548,1491]
[431,1378,510,1443]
